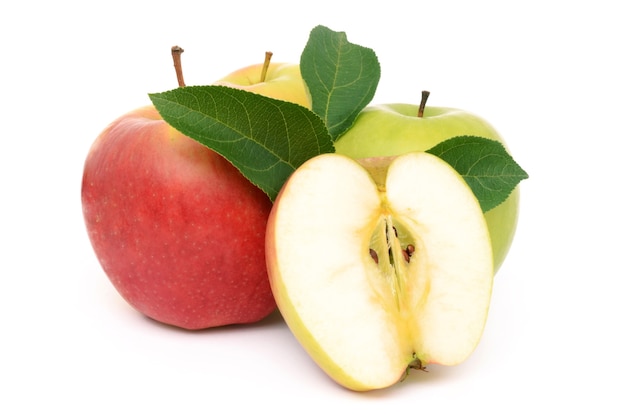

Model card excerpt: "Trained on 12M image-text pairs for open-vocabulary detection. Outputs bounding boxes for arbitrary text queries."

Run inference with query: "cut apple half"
[266,152,494,391]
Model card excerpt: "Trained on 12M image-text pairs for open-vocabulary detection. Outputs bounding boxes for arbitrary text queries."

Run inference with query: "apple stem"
[260,51,273,83]
[418,90,430,118]
[171,45,186,88]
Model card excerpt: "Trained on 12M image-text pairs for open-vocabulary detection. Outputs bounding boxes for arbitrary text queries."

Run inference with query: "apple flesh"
[82,106,275,329]
[266,152,493,391]
[214,62,310,108]
[334,103,519,272]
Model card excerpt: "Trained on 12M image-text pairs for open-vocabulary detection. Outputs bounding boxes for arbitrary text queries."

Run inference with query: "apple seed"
[369,248,379,264]
[402,249,410,263]
[405,244,415,260]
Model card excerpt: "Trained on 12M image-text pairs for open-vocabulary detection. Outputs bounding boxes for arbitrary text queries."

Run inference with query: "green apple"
[214,52,310,108]
[266,152,493,391]
[334,101,519,272]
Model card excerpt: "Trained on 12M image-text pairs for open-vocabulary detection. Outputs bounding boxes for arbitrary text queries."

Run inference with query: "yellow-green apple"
[266,152,493,391]
[213,52,310,108]
[334,99,519,272]
[82,106,275,329]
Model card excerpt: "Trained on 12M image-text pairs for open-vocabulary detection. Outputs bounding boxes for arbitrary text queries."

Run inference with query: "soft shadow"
[344,364,459,398]
[139,308,285,335]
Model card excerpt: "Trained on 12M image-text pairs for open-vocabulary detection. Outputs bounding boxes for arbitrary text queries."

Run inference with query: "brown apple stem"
[418,90,430,118]
[171,46,186,87]
[260,51,273,82]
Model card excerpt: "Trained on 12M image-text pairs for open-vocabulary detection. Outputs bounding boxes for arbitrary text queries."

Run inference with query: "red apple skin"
[81,106,275,329]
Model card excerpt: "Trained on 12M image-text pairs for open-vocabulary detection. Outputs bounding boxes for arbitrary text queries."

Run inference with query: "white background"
[2,1,624,412]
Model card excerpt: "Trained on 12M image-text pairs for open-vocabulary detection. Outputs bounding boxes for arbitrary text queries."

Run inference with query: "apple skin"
[334,103,520,272]
[82,106,275,329]
[214,62,310,108]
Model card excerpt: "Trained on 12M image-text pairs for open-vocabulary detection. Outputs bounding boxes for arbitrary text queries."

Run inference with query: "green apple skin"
[334,103,520,272]
[82,106,275,329]
[214,62,310,108]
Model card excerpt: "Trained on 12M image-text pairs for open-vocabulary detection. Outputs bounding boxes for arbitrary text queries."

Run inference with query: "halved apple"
[266,152,494,391]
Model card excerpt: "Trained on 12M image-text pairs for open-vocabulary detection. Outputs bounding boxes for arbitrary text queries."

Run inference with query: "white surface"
[1,1,624,412]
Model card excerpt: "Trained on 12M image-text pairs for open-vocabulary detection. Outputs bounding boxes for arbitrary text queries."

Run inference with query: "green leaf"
[300,25,381,141]
[149,85,334,201]
[426,136,529,212]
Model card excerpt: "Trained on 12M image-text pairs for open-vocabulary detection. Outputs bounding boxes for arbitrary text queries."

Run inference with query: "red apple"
[82,106,275,329]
